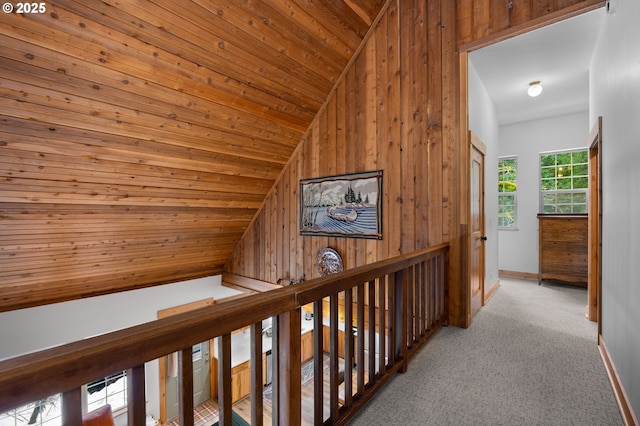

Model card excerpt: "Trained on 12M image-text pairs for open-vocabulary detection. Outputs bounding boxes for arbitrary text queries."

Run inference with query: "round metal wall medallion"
[315,248,343,276]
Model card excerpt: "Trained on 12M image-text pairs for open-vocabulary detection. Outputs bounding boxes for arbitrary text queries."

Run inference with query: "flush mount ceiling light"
[527,81,543,97]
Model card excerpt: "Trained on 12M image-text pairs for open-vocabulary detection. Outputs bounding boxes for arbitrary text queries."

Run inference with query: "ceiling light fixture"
[527,81,543,97]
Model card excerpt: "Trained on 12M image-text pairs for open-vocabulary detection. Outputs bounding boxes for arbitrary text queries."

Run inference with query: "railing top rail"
[0,243,448,413]
[295,243,449,305]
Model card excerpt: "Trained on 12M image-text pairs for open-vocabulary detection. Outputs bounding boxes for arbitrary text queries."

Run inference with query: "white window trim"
[498,155,518,230]
[538,147,589,213]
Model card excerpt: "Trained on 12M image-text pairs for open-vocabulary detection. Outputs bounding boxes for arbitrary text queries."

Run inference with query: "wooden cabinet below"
[538,214,588,286]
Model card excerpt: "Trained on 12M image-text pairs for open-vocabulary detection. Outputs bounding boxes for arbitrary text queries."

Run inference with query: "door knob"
[480,236,488,241]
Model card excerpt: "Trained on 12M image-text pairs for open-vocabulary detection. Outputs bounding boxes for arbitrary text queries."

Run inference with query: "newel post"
[276,308,302,425]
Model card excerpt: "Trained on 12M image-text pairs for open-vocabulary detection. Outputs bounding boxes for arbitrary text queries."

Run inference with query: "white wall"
[0,275,240,419]
[498,111,589,275]
[590,0,640,418]
[468,60,500,292]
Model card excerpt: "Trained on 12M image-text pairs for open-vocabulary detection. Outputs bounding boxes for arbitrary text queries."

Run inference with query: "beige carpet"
[348,278,622,425]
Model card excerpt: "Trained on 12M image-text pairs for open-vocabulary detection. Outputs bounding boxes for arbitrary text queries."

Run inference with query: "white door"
[166,342,211,421]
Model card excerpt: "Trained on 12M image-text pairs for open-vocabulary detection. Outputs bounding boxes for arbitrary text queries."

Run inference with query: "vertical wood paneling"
[226,0,453,290]
[473,0,492,39]
[385,1,402,260]
[533,0,556,18]
[374,13,387,263]
[441,0,460,326]
[510,0,535,27]
[399,0,417,255]
[489,0,511,35]
[417,0,431,250]
[457,0,476,46]
[426,0,444,248]
[457,0,603,46]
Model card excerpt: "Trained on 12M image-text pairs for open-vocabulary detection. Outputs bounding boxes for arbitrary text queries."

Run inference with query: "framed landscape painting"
[300,170,383,239]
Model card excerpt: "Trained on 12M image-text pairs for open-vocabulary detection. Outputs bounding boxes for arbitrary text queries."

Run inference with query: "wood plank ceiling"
[0,0,386,311]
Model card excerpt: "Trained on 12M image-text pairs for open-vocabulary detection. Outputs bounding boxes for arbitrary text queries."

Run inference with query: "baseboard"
[598,335,639,426]
[484,278,500,305]
[498,269,539,281]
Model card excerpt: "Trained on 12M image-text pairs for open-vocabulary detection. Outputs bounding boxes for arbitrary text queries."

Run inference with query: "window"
[498,156,517,229]
[0,395,62,426]
[540,149,588,213]
[87,371,128,414]
[0,372,128,426]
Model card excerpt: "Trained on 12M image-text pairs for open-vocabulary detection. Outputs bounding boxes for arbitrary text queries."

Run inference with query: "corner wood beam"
[222,273,283,294]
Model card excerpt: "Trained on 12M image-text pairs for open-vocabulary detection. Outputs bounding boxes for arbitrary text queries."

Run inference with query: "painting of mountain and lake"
[300,171,383,239]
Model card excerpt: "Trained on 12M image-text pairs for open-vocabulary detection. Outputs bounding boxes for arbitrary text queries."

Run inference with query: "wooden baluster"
[435,257,440,325]
[61,387,82,425]
[250,322,263,426]
[405,266,417,347]
[416,263,423,339]
[428,257,435,328]
[393,269,408,373]
[442,251,450,321]
[313,300,323,425]
[356,283,365,394]
[409,264,415,343]
[435,255,441,320]
[413,262,422,342]
[178,347,194,426]
[276,309,301,425]
[367,279,376,383]
[388,273,396,366]
[344,287,353,407]
[329,293,339,421]
[423,259,429,331]
[127,364,146,426]
[217,334,232,426]
[377,276,386,375]
[420,261,429,336]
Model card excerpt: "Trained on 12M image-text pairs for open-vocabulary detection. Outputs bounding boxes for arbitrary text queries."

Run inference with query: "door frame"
[587,117,602,326]
[457,2,603,328]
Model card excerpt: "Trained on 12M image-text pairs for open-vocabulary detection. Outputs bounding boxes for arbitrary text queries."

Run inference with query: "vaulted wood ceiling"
[0,0,387,310]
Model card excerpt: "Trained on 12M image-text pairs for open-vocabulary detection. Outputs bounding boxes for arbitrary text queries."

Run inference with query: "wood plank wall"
[226,0,457,287]
[457,0,603,48]
[226,0,603,327]
[0,0,601,320]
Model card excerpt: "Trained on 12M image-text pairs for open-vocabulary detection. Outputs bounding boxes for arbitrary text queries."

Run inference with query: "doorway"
[165,342,211,420]
[463,8,603,325]
[158,298,215,424]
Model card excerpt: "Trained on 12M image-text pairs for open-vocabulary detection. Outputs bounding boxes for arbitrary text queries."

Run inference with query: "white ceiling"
[469,8,605,126]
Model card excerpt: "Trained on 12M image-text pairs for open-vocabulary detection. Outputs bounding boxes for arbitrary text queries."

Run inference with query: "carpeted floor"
[348,278,623,426]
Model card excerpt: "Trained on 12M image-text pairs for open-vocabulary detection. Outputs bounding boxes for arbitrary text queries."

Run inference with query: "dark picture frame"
[300,170,383,239]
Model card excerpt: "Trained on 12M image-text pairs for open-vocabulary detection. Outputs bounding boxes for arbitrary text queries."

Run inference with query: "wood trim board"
[598,336,639,426]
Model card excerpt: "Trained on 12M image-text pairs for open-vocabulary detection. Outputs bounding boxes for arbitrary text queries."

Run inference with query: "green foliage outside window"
[540,149,588,213]
[498,157,517,228]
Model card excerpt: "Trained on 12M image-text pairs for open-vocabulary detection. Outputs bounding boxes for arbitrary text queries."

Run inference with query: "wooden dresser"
[537,214,588,286]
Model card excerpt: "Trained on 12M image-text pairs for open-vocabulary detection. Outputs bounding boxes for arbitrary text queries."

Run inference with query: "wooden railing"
[0,243,449,425]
